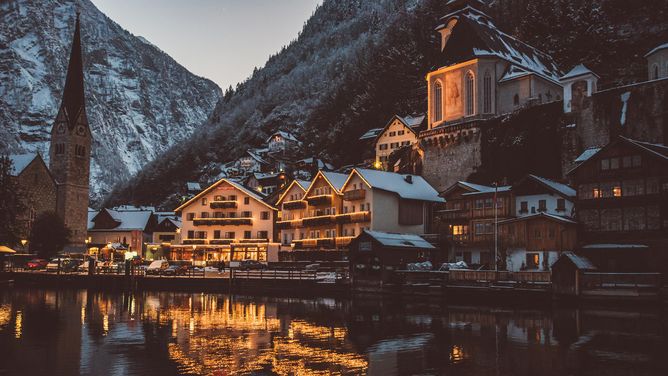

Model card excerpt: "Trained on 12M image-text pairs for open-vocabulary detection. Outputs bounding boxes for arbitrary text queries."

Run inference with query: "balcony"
[335,211,371,224]
[302,215,335,227]
[306,195,332,206]
[276,219,302,230]
[209,239,233,245]
[183,239,207,245]
[210,200,237,209]
[292,237,353,249]
[343,189,366,201]
[193,218,252,226]
[437,208,470,221]
[236,238,269,244]
[283,200,306,210]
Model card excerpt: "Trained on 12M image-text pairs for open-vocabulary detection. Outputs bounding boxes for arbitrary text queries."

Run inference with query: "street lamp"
[20,239,28,252]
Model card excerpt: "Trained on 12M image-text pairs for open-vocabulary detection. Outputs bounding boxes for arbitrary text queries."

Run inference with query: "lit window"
[593,188,601,198]
[613,186,622,197]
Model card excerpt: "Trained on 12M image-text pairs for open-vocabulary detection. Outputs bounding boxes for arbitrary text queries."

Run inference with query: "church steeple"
[61,11,86,128]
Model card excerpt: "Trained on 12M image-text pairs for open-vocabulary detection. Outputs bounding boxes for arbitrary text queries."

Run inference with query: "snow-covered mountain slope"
[0,0,221,201]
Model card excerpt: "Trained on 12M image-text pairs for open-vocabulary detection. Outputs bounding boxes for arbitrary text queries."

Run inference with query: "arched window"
[652,64,660,80]
[483,70,492,113]
[433,80,443,122]
[513,94,520,106]
[465,71,475,116]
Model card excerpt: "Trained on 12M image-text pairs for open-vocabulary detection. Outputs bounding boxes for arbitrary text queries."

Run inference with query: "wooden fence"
[581,272,662,289]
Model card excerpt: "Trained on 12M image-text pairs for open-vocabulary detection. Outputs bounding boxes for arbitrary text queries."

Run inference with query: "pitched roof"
[436,6,562,84]
[498,65,532,83]
[245,149,270,165]
[560,64,599,81]
[499,212,577,225]
[645,42,668,57]
[567,136,668,175]
[514,175,576,199]
[266,130,299,143]
[275,178,310,205]
[8,153,38,176]
[364,230,435,249]
[556,252,597,270]
[89,208,154,232]
[372,114,426,145]
[60,13,86,129]
[359,128,383,141]
[174,178,276,212]
[574,147,601,163]
[346,168,444,202]
[321,171,349,192]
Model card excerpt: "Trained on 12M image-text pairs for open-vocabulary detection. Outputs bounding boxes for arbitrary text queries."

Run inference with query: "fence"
[232,269,348,283]
[448,270,551,284]
[581,272,662,289]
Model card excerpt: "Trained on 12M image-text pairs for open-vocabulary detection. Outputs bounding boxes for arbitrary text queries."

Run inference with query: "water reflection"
[0,287,666,375]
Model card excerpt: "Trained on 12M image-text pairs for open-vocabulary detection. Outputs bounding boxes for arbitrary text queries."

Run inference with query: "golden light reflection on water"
[0,305,10,328]
[14,310,22,339]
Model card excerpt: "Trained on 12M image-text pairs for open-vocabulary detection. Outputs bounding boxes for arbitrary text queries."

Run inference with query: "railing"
[292,237,352,249]
[283,201,306,210]
[581,272,662,289]
[448,270,551,283]
[306,195,332,206]
[335,211,371,224]
[302,216,334,227]
[210,201,237,209]
[193,218,252,226]
[276,219,302,229]
[209,239,233,245]
[343,189,366,201]
[232,269,348,283]
[183,239,207,245]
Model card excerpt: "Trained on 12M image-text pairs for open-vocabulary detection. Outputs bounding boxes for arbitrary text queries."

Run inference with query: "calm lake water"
[0,287,666,376]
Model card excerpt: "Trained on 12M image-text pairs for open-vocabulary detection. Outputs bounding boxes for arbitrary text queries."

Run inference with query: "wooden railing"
[343,189,366,201]
[210,201,237,209]
[232,269,348,283]
[448,270,551,283]
[581,272,662,289]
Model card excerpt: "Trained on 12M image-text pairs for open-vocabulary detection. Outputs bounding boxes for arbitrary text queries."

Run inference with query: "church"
[9,13,91,252]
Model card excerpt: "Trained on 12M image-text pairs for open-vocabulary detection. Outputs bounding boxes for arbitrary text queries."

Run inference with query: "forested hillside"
[105,0,668,209]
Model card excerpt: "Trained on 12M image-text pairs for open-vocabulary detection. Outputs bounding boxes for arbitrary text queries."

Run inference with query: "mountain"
[99,0,666,209]
[0,0,221,202]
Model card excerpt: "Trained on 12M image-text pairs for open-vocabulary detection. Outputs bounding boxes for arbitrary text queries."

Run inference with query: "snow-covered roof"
[90,208,154,232]
[582,244,649,249]
[251,172,281,181]
[526,175,576,198]
[186,182,201,192]
[87,210,97,230]
[113,205,156,212]
[8,153,38,176]
[623,137,668,160]
[560,64,599,81]
[498,65,532,83]
[174,178,276,212]
[295,179,310,190]
[363,230,435,249]
[245,149,270,165]
[297,157,335,170]
[459,182,512,196]
[574,147,601,163]
[436,6,562,84]
[266,130,299,143]
[398,114,426,129]
[348,168,444,202]
[645,42,668,57]
[499,212,576,225]
[321,171,348,192]
[555,252,597,270]
[359,128,383,140]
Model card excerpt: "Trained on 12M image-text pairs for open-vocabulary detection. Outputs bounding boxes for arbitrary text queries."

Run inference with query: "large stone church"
[9,13,91,252]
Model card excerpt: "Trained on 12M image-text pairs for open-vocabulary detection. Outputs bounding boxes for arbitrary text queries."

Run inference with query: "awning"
[0,246,17,254]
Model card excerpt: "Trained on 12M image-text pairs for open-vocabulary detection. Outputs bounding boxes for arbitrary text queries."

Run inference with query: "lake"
[0,287,666,375]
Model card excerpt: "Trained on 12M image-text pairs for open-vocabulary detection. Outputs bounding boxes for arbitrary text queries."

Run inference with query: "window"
[623,179,645,196]
[244,197,250,205]
[612,186,622,197]
[465,71,475,116]
[389,131,396,136]
[483,70,492,113]
[214,195,223,201]
[433,81,443,122]
[201,212,209,218]
[398,130,405,135]
[556,199,566,211]
[475,200,484,209]
[241,211,251,218]
[187,230,194,239]
[244,231,252,239]
[601,159,610,170]
[593,188,601,198]
[534,229,542,239]
[379,144,388,150]
[652,64,660,80]
[260,211,270,220]
[186,213,195,221]
[513,94,520,106]
[484,198,493,208]
[55,143,65,155]
[538,200,547,212]
[228,195,237,201]
[520,201,528,213]
[201,198,208,205]
[526,253,540,270]
[74,145,86,157]
[213,230,221,239]
[225,232,235,239]
[610,157,619,169]
[257,231,268,240]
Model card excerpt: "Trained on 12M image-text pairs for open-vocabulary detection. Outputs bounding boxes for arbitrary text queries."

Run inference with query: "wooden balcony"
[335,211,371,224]
[210,200,237,209]
[292,237,352,249]
[209,239,233,245]
[276,220,302,230]
[438,208,470,221]
[283,200,306,210]
[302,215,334,227]
[193,218,252,226]
[343,189,366,201]
[183,239,207,245]
[306,195,332,206]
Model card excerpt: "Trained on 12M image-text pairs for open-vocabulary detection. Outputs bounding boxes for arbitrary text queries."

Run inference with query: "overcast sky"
[91,0,322,90]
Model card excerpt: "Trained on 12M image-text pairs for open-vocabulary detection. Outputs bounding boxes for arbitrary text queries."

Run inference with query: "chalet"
[146,212,181,261]
[275,179,310,247]
[498,175,577,271]
[236,148,271,175]
[174,178,279,265]
[7,153,57,240]
[87,207,157,259]
[266,130,300,155]
[437,181,513,267]
[244,172,288,196]
[568,136,668,273]
[372,114,426,170]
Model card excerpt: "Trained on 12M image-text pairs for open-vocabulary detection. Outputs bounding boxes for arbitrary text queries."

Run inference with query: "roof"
[174,178,276,212]
[275,178,310,205]
[574,147,601,163]
[645,42,668,57]
[266,130,299,143]
[582,244,649,249]
[441,180,511,197]
[359,128,383,140]
[245,149,270,165]
[436,6,562,84]
[372,114,426,145]
[560,64,599,81]
[556,252,597,270]
[363,230,435,249]
[567,136,668,175]
[461,185,511,196]
[90,208,153,232]
[398,114,426,129]
[8,153,38,176]
[346,168,444,202]
[297,157,335,170]
[60,13,86,129]
[498,65,532,83]
[113,205,156,212]
[320,171,348,192]
[186,182,201,192]
[499,212,576,225]
[295,179,310,190]
[514,175,576,199]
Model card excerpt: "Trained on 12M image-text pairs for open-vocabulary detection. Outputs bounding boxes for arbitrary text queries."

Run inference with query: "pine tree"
[0,155,26,247]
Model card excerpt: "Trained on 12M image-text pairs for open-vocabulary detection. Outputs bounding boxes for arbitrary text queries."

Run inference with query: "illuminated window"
[201,198,207,205]
[593,188,601,198]
[433,81,443,122]
[613,186,622,197]
[526,253,540,269]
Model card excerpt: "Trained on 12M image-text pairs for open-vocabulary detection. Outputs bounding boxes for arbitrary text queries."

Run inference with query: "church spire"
[61,11,86,128]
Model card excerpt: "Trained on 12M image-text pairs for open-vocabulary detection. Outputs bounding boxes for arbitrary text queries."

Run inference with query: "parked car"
[146,260,169,275]
[162,264,188,276]
[237,260,268,271]
[25,259,48,271]
[46,258,67,272]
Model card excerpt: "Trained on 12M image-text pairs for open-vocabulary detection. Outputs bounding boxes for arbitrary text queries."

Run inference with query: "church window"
[465,71,475,116]
[483,70,492,113]
[513,94,520,106]
[433,81,443,122]
[55,144,65,155]
[652,64,660,80]
[74,145,86,157]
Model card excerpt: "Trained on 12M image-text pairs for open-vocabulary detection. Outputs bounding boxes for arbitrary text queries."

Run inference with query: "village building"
[275,179,311,247]
[244,172,288,196]
[7,154,57,241]
[645,43,668,80]
[266,130,301,156]
[87,207,157,260]
[498,175,578,271]
[568,136,668,273]
[370,115,426,170]
[437,181,513,267]
[145,212,182,260]
[174,178,279,265]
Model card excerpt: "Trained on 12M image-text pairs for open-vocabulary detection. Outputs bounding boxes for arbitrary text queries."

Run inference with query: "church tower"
[49,12,91,251]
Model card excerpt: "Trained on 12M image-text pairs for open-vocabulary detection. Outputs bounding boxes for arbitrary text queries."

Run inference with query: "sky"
[91,0,322,90]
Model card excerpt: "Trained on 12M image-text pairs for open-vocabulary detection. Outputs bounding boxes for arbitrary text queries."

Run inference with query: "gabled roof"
[303,170,348,196]
[8,153,38,176]
[645,42,668,57]
[567,136,668,175]
[266,130,299,143]
[498,65,532,83]
[555,252,597,271]
[186,182,201,192]
[344,168,444,202]
[245,149,270,165]
[499,212,576,225]
[363,230,435,249]
[359,128,383,141]
[89,208,154,232]
[513,175,576,199]
[436,6,562,84]
[441,180,511,198]
[574,147,601,163]
[560,64,599,81]
[372,114,426,145]
[275,178,310,205]
[174,178,276,212]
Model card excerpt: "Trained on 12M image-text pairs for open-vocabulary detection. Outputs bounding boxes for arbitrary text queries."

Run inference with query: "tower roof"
[61,12,86,128]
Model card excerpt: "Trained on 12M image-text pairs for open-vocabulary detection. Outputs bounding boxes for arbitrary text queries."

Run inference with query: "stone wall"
[15,158,57,238]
